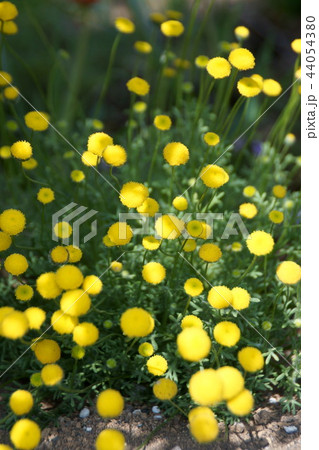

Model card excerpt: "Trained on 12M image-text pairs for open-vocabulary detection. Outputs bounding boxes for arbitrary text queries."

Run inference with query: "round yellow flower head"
[172,196,188,211]
[60,289,91,317]
[0,209,25,235]
[103,144,127,167]
[262,321,272,331]
[161,20,184,37]
[30,373,42,388]
[195,55,209,68]
[0,2,18,21]
[183,238,196,252]
[108,222,133,246]
[250,73,264,89]
[227,388,254,416]
[189,407,219,444]
[115,17,135,34]
[166,9,183,20]
[276,261,301,284]
[4,253,28,276]
[154,114,172,131]
[87,132,113,156]
[269,210,284,224]
[272,184,286,198]
[153,378,177,400]
[4,86,19,99]
[177,327,211,362]
[81,150,98,167]
[24,111,49,131]
[110,261,123,272]
[181,315,203,329]
[10,419,41,450]
[137,197,159,217]
[163,142,189,166]
[206,57,231,79]
[51,310,78,335]
[120,307,154,338]
[142,261,166,285]
[150,12,166,24]
[0,70,12,85]
[186,220,202,238]
[234,25,250,39]
[37,187,55,204]
[9,390,33,415]
[71,345,85,360]
[155,214,184,239]
[291,38,301,54]
[263,79,282,97]
[96,429,125,450]
[34,339,61,364]
[199,243,222,262]
[238,346,264,372]
[24,307,45,330]
[70,170,85,183]
[10,141,32,161]
[133,101,147,113]
[231,242,242,252]
[208,286,233,309]
[217,366,245,400]
[73,322,99,346]
[199,222,214,239]
[0,230,11,251]
[56,265,83,290]
[82,275,103,295]
[231,287,250,310]
[120,181,149,208]
[246,230,274,256]
[66,245,82,263]
[243,185,256,197]
[0,145,11,159]
[229,48,255,70]
[189,368,223,406]
[50,246,69,264]
[97,389,124,418]
[1,311,28,339]
[134,40,152,54]
[200,164,229,188]
[204,132,220,146]
[126,77,150,96]
[36,272,62,299]
[213,321,241,347]
[142,236,161,251]
[138,342,154,357]
[239,202,258,219]
[237,77,261,97]
[22,158,38,170]
[41,364,64,386]
[184,278,203,297]
[147,355,168,376]
[163,67,177,78]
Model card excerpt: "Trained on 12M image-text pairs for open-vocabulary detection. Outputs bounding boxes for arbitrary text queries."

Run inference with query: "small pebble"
[154,414,162,420]
[84,427,92,432]
[79,407,90,419]
[284,425,298,434]
[152,406,161,414]
[132,409,142,415]
[137,423,142,428]
[269,397,278,404]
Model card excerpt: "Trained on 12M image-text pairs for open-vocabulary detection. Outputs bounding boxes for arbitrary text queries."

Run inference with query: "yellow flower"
[246,230,274,256]
[56,265,83,290]
[251,73,264,89]
[217,366,244,400]
[291,38,301,54]
[110,261,123,272]
[206,57,231,79]
[231,287,250,310]
[120,307,154,338]
[177,327,211,362]
[208,286,233,309]
[0,70,12,85]
[163,67,177,77]
[174,58,191,69]
[142,262,166,284]
[213,321,241,347]
[189,407,219,443]
[153,378,177,400]
[234,25,250,39]
[0,2,18,22]
[181,315,203,329]
[60,289,91,317]
[0,145,11,159]
[73,322,99,346]
[262,79,282,96]
[166,9,183,20]
[276,261,301,284]
[134,40,152,53]
[200,164,229,188]
[9,390,33,416]
[126,77,150,96]
[34,339,61,364]
[71,169,85,182]
[120,181,149,208]
[231,242,242,252]
[108,222,133,245]
[96,430,125,450]
[154,114,172,131]
[97,389,124,418]
[15,285,34,301]
[172,196,188,211]
[71,345,85,359]
[238,347,264,372]
[87,132,113,156]
[4,253,28,276]
[184,278,203,297]
[10,141,32,160]
[204,132,220,146]
[237,77,261,97]
[41,364,64,386]
[150,12,166,24]
[4,86,19,99]
[137,197,159,217]
[195,55,209,68]
[51,310,78,335]
[50,246,69,264]
[10,419,41,450]
[142,236,161,251]
[285,133,296,145]
[133,101,147,113]
[239,203,258,219]
[0,209,25,235]
[189,369,223,406]
[37,187,55,204]
[24,111,49,131]
[161,20,184,37]
[0,311,28,339]
[155,214,184,239]
[81,151,99,167]
[66,245,82,262]
[103,144,127,167]
[92,119,103,130]
[163,142,189,166]
[199,243,222,262]
[262,321,272,331]
[138,342,154,357]
[36,272,62,299]
[272,184,286,198]
[82,275,103,295]
[114,17,135,34]
[147,355,168,376]
[183,239,196,252]
[0,230,12,251]
[243,185,256,197]
[227,389,254,416]
[269,210,284,224]
[22,158,38,170]
[228,48,255,70]
[25,306,46,330]
[199,222,213,239]
[30,373,42,387]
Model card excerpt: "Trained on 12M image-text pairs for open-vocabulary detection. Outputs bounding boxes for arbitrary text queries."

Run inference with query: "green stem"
[147,132,161,185]
[236,255,257,283]
[169,399,188,417]
[169,166,175,204]
[184,295,192,315]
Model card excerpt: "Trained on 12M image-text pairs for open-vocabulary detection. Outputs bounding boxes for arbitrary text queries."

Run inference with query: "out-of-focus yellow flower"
[115,17,135,34]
